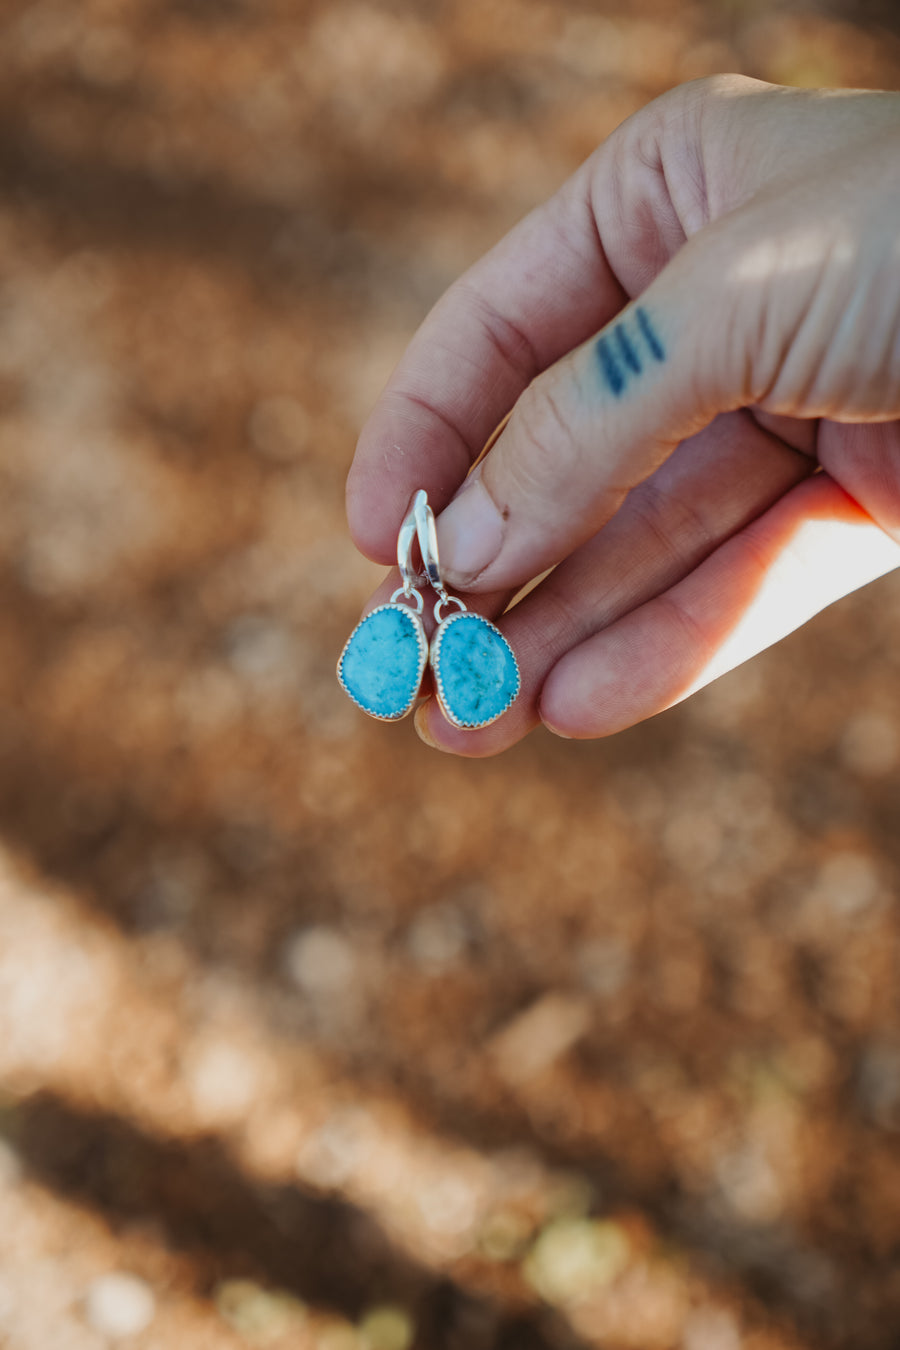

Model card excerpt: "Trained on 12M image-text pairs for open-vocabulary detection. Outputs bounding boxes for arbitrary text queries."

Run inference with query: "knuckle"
[629,479,716,568]
[698,72,759,99]
[509,373,582,493]
[466,288,541,386]
[656,590,709,660]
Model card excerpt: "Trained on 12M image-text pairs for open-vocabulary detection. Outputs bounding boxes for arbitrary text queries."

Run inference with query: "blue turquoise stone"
[433,613,520,729]
[338,604,426,720]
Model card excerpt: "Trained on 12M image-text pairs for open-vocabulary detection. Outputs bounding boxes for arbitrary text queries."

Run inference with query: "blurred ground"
[1,1,900,1347]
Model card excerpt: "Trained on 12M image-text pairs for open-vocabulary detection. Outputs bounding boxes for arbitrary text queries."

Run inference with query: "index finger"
[345,160,628,563]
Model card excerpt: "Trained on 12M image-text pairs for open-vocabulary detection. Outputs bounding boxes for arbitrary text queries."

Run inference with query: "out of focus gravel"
[1,1,900,1347]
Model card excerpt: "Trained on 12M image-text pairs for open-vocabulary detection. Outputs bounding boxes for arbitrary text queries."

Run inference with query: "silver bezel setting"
[337,601,428,722]
[430,610,521,730]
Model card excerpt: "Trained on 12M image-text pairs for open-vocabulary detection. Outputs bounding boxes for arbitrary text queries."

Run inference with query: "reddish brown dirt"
[1,2,900,1348]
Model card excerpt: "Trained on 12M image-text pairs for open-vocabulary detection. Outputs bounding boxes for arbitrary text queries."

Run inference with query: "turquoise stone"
[338,603,426,721]
[432,612,520,729]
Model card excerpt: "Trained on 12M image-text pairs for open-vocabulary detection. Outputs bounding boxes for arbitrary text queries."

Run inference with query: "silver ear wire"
[412,489,450,606]
[396,494,422,598]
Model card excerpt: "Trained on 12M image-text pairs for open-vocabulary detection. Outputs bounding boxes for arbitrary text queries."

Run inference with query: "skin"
[346,76,900,756]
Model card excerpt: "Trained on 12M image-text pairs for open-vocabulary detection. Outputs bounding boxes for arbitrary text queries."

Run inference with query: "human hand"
[346,76,900,755]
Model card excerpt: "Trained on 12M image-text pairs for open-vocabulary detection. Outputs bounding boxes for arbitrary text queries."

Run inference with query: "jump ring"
[391,585,425,614]
[434,594,467,624]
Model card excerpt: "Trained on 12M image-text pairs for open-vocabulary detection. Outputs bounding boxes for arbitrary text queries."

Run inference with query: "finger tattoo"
[595,306,666,398]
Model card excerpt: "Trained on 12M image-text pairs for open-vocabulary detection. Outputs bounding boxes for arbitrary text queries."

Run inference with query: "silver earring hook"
[396,493,423,598]
[412,490,445,600]
[413,489,469,624]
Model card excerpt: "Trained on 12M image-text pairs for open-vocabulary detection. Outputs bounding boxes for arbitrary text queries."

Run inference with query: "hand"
[346,75,900,756]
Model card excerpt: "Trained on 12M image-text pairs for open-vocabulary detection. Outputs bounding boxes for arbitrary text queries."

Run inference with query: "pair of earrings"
[338,489,520,729]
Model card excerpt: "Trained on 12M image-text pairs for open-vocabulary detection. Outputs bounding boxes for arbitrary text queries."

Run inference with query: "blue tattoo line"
[595,335,625,397]
[636,306,665,362]
[594,307,666,398]
[615,323,642,374]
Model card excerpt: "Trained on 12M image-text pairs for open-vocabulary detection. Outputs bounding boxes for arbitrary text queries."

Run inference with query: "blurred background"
[1,1,900,1347]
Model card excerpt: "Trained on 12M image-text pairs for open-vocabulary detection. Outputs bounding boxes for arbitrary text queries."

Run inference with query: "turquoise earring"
[336,498,428,721]
[415,491,520,730]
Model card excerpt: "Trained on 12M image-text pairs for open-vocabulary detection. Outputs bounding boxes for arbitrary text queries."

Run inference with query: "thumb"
[432,183,874,594]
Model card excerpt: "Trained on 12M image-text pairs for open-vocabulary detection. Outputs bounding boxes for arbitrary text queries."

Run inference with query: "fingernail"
[543,723,572,739]
[414,702,450,752]
[436,477,504,586]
